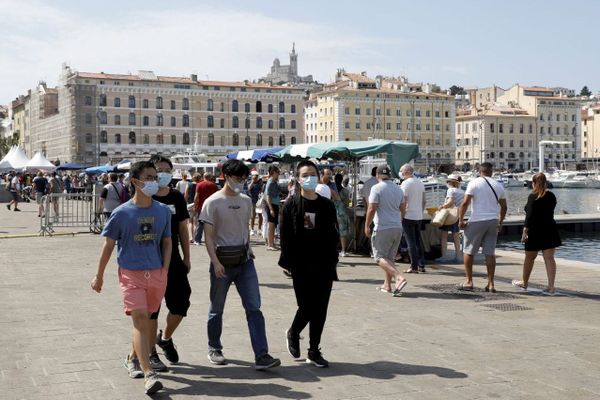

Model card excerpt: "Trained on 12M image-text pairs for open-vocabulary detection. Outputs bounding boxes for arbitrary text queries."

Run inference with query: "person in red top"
[193,172,218,244]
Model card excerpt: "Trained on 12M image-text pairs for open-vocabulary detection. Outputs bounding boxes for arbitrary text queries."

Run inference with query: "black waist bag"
[216,245,248,267]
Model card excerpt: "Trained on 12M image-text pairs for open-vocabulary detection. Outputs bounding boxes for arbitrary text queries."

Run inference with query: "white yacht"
[549,171,600,189]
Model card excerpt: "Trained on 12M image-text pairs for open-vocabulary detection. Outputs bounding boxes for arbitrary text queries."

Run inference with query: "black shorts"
[10,191,18,201]
[150,255,191,319]
[266,204,280,226]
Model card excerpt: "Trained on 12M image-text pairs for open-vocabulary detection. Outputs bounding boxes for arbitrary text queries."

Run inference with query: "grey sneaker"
[124,355,144,379]
[207,350,227,365]
[255,353,281,370]
[144,371,163,395]
[149,351,168,372]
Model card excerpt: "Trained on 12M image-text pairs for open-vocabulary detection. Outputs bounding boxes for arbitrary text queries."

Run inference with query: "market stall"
[274,140,420,253]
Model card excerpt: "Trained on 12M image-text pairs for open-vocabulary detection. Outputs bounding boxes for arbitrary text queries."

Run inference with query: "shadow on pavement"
[160,360,468,397]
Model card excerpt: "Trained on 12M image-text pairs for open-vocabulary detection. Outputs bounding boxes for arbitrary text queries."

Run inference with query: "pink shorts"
[118,267,167,315]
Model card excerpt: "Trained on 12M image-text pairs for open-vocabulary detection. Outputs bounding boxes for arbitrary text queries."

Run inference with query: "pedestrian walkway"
[1,203,599,399]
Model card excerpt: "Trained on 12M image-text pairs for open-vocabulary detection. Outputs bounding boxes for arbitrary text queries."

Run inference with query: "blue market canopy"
[226,147,283,163]
[85,164,116,174]
[274,140,420,177]
[56,162,90,171]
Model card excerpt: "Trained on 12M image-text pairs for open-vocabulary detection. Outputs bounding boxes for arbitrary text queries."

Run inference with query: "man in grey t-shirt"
[199,159,280,371]
[364,165,407,296]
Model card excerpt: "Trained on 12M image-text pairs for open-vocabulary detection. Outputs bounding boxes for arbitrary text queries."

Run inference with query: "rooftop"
[75,71,303,91]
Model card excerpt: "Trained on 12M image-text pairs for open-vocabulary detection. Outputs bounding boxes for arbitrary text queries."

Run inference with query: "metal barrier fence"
[39,192,104,236]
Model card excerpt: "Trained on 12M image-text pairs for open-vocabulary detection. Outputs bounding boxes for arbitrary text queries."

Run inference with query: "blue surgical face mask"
[300,175,318,191]
[140,181,159,197]
[157,172,172,188]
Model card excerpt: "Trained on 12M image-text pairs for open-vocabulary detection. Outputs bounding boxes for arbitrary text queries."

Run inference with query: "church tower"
[289,42,298,77]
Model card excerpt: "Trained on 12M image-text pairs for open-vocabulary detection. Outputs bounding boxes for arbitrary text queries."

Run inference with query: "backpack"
[111,183,130,204]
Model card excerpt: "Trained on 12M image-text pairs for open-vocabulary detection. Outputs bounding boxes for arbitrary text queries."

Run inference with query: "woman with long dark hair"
[512,173,561,295]
[279,160,339,368]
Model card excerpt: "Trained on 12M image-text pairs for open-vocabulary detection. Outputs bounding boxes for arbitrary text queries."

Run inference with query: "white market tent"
[0,146,31,171]
[25,152,56,171]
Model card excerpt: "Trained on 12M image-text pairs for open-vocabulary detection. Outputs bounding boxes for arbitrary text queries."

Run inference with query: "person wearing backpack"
[99,173,126,218]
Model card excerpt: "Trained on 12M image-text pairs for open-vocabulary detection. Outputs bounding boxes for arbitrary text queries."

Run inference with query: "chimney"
[190,74,197,81]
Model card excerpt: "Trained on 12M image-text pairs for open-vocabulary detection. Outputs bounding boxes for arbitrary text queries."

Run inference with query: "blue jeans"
[194,220,204,244]
[207,259,268,359]
[402,218,425,269]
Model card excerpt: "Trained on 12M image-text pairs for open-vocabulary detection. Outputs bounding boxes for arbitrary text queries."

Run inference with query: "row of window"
[539,113,576,122]
[457,151,577,160]
[97,131,296,146]
[92,112,297,129]
[343,107,451,118]
[458,123,578,136]
[88,95,297,114]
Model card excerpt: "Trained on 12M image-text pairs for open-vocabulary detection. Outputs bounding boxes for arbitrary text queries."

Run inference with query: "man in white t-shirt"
[365,165,407,296]
[458,162,507,292]
[361,167,378,208]
[400,164,426,273]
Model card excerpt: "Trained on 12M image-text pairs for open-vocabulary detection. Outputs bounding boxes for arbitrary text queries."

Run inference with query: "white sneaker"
[339,252,346,258]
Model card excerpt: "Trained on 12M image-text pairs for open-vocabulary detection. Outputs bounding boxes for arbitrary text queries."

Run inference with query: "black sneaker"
[156,330,179,363]
[255,353,281,370]
[149,351,168,372]
[286,328,301,358]
[306,349,329,368]
[6,204,10,210]
[13,208,21,212]
[418,265,426,273]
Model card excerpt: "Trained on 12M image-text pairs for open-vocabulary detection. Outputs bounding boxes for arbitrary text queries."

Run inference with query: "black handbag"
[216,245,249,267]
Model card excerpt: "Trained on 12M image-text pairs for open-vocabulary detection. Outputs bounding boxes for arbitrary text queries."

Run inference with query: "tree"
[449,85,466,96]
[430,84,441,93]
[0,134,19,158]
[580,86,592,97]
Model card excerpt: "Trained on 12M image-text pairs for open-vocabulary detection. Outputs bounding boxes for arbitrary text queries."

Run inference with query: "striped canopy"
[225,147,284,163]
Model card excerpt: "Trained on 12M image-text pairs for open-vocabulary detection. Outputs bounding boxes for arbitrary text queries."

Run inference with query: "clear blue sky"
[1,0,598,104]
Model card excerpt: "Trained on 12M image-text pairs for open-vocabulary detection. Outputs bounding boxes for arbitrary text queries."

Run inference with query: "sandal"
[511,280,527,290]
[484,286,497,293]
[376,286,392,293]
[404,268,418,274]
[392,280,407,297]
[455,282,474,291]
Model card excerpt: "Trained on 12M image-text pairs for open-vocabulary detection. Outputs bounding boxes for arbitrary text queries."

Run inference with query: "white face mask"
[226,177,244,194]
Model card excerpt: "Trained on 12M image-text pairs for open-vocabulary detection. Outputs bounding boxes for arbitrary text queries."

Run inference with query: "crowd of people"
[1,156,554,396]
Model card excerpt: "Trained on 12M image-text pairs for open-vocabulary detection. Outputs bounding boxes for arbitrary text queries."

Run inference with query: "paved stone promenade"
[1,202,600,399]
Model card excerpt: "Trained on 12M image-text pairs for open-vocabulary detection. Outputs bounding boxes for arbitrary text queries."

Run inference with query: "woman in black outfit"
[279,160,339,368]
[512,173,561,295]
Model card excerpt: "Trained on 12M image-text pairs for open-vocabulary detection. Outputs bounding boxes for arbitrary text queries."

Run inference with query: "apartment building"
[305,70,456,170]
[455,105,537,170]
[581,104,600,165]
[21,64,305,164]
[497,85,581,169]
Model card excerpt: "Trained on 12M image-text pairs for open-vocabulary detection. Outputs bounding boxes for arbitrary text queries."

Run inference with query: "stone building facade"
[305,71,456,170]
[20,65,305,164]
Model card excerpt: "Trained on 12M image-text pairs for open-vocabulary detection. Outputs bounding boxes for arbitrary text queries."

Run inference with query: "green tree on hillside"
[580,86,592,97]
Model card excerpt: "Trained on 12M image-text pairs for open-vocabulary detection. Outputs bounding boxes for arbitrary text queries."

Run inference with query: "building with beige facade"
[305,70,456,170]
[466,86,505,108]
[10,95,29,144]
[19,64,305,164]
[497,85,582,169]
[455,104,537,170]
[581,104,600,166]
